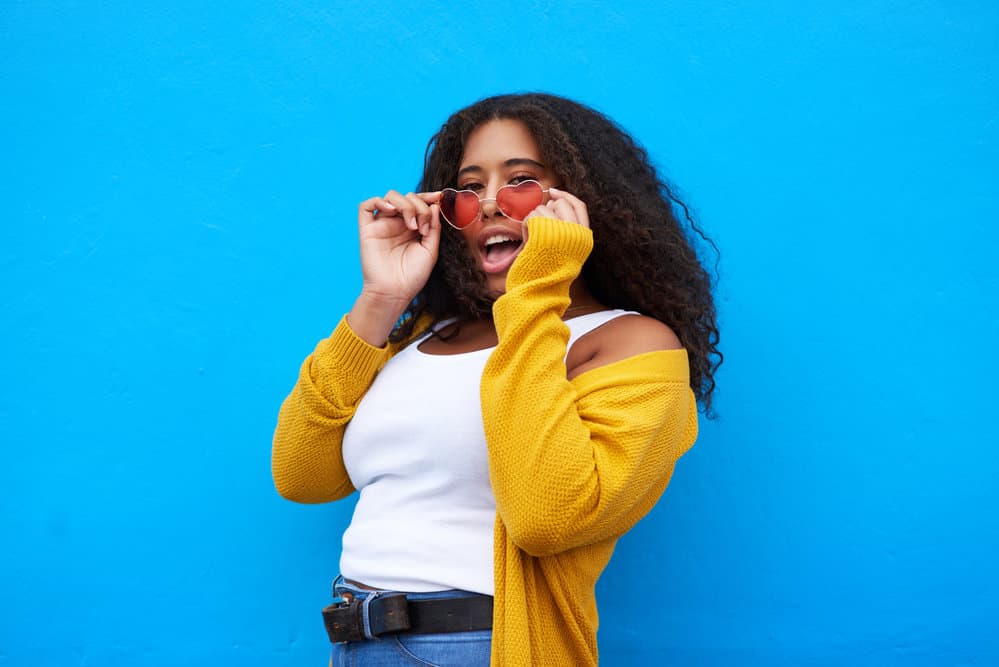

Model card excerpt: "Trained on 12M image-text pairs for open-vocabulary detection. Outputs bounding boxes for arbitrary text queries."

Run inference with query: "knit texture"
[272,316,393,503]
[271,216,698,666]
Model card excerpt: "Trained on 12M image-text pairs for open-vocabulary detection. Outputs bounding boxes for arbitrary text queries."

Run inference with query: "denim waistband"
[332,574,490,602]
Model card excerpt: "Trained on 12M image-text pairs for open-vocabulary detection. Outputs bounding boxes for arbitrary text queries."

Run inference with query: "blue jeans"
[329,577,492,666]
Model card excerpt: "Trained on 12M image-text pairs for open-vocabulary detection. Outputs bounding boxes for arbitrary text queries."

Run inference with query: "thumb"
[421,204,442,256]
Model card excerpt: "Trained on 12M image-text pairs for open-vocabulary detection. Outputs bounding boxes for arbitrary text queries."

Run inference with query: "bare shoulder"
[566,314,682,380]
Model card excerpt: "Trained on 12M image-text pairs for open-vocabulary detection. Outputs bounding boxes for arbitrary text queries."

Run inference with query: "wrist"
[358,287,412,313]
[348,291,411,347]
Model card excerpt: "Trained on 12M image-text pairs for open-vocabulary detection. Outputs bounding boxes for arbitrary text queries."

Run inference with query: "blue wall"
[2,2,997,665]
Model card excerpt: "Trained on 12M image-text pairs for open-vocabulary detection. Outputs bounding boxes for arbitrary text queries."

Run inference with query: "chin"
[485,275,508,296]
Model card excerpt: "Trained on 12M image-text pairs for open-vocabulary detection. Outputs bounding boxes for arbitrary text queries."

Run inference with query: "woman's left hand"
[528,187,590,229]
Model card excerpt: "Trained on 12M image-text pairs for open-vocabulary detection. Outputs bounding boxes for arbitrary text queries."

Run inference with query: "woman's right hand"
[348,190,441,346]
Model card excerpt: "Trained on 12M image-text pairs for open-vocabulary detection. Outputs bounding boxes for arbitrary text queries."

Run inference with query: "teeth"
[484,234,518,247]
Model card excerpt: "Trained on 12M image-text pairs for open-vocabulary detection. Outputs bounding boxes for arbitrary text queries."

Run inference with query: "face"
[454,119,555,295]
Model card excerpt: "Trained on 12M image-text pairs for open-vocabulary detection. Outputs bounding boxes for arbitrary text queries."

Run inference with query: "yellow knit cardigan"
[272,217,698,666]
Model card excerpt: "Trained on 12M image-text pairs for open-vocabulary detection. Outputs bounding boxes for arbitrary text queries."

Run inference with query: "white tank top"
[339,309,638,595]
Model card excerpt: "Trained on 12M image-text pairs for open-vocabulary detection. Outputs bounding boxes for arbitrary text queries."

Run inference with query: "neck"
[565,279,602,314]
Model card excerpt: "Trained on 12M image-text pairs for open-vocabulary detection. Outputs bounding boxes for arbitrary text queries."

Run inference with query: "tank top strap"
[403,311,639,357]
[565,309,641,351]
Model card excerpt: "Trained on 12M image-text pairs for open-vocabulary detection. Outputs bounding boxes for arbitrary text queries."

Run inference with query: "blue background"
[2,2,997,665]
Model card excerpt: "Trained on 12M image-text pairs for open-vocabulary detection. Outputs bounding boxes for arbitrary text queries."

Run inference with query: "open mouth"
[479,232,525,274]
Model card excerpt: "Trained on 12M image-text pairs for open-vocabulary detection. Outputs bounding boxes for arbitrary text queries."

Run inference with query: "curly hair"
[390,93,721,412]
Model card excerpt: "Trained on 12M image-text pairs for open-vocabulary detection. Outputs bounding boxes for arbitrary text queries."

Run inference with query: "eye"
[509,174,537,185]
[459,182,484,192]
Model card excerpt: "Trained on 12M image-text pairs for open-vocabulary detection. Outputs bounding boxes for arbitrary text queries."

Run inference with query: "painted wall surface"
[2,2,996,665]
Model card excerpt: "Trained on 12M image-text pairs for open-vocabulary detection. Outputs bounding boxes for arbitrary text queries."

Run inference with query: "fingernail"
[408,217,417,229]
[382,202,397,210]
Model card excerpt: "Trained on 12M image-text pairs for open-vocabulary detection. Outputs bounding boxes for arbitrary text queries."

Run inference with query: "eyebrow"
[457,158,546,178]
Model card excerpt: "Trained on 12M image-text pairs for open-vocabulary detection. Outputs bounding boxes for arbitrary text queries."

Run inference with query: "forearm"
[271,315,391,503]
[482,217,697,556]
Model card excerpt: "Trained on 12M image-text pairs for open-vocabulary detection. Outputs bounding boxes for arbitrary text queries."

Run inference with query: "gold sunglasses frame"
[438,179,553,230]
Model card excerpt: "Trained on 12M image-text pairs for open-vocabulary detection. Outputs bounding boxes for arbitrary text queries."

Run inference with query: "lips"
[477,227,525,274]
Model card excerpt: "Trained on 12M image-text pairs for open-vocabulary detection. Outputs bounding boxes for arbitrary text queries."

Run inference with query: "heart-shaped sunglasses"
[438,180,552,230]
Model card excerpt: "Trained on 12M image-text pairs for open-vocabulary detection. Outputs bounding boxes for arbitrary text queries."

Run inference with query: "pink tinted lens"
[496,181,544,221]
[440,189,481,229]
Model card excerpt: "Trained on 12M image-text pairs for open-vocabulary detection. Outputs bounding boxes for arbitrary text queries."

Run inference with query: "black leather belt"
[322,590,493,643]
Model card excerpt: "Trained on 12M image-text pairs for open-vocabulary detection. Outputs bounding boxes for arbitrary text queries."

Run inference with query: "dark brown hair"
[392,93,721,412]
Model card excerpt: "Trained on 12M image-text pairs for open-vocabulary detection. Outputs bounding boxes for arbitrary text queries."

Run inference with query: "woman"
[272,93,720,666]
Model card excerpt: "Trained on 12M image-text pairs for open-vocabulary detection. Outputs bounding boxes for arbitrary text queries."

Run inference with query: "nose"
[479,192,500,219]
[479,182,505,220]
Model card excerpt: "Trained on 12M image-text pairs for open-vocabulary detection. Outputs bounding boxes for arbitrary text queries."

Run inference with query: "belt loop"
[360,591,382,640]
[331,574,345,598]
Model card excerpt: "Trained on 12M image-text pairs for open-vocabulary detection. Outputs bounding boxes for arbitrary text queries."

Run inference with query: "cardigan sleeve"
[481,217,698,557]
[271,315,393,504]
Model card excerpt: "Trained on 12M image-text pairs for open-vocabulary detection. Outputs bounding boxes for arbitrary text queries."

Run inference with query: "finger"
[548,187,589,228]
[405,192,433,236]
[549,198,580,226]
[528,204,556,220]
[416,191,442,204]
[383,190,419,230]
[359,196,398,226]
[421,204,442,256]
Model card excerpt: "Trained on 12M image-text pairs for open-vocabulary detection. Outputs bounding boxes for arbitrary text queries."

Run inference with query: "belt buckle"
[322,589,412,643]
[322,591,364,643]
